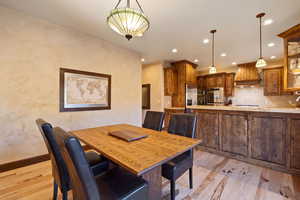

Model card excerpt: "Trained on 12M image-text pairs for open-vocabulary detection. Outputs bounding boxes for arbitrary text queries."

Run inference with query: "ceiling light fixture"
[221,53,227,57]
[263,19,273,26]
[203,39,209,44]
[270,56,276,59]
[209,30,217,74]
[194,59,199,63]
[172,48,178,53]
[268,42,275,47]
[141,58,145,62]
[107,0,150,40]
[232,62,237,65]
[256,13,267,68]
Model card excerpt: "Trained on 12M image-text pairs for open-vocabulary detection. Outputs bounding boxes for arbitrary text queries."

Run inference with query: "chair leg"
[53,181,58,200]
[62,191,68,200]
[170,180,175,200]
[189,168,193,189]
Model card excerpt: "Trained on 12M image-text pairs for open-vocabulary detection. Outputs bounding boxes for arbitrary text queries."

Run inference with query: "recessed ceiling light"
[263,19,273,26]
[141,58,145,62]
[232,62,237,65]
[270,56,276,59]
[221,53,227,57]
[268,42,275,47]
[203,39,209,44]
[172,48,178,53]
[194,59,199,63]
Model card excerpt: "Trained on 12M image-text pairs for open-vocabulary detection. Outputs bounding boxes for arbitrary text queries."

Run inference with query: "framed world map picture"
[59,68,111,112]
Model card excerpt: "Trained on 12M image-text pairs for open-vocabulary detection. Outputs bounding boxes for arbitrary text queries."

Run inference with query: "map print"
[65,73,108,105]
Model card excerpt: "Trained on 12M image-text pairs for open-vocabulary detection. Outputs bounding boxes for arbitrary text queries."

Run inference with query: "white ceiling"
[1,0,300,70]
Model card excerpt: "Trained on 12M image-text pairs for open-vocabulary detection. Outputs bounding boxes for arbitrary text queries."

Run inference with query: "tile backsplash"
[231,86,297,107]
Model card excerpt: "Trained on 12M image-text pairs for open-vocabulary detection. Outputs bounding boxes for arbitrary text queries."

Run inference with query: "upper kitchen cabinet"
[263,67,283,96]
[278,24,300,92]
[205,73,226,89]
[164,67,178,96]
[262,66,292,96]
[171,60,198,107]
[225,73,235,97]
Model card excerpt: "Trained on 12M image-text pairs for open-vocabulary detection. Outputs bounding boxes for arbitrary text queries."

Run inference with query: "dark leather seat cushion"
[162,151,193,180]
[85,151,109,176]
[96,167,148,200]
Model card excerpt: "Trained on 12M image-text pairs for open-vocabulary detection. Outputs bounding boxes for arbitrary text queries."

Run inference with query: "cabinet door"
[216,75,225,87]
[290,118,300,169]
[197,77,206,90]
[250,114,287,165]
[164,68,177,96]
[206,76,216,88]
[225,73,235,97]
[197,111,219,149]
[263,68,282,96]
[186,64,197,87]
[220,112,248,156]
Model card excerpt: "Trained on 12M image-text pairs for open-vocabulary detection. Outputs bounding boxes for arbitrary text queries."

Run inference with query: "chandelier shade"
[107,0,150,40]
[256,58,267,68]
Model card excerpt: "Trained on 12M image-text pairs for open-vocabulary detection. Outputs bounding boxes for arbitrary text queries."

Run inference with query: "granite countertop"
[165,107,185,110]
[186,105,300,114]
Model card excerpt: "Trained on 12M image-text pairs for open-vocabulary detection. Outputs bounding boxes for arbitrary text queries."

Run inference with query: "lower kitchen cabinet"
[220,112,248,157]
[193,108,300,175]
[290,118,300,170]
[197,111,219,150]
[249,114,287,166]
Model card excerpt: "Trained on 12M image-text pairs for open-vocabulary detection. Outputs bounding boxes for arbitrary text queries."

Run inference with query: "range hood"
[235,62,261,85]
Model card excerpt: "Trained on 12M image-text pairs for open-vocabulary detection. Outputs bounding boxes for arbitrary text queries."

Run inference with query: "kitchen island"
[164,106,300,175]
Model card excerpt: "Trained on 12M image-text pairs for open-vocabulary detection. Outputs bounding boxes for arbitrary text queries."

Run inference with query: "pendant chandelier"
[107,0,150,40]
[256,13,267,68]
[209,30,217,74]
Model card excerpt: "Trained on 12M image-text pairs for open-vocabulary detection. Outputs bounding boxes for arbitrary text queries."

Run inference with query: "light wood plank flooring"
[0,150,299,200]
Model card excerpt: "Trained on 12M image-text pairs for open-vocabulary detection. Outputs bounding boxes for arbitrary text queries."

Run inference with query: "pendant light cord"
[259,16,262,59]
[212,32,214,66]
[114,0,144,12]
[210,30,216,67]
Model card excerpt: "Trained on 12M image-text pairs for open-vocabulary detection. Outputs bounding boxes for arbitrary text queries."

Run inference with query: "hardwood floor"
[0,150,299,200]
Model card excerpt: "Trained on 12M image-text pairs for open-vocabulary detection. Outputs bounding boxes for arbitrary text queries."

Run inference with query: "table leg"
[142,165,162,200]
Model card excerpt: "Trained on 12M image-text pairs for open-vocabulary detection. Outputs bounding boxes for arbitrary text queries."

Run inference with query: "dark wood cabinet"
[249,114,287,165]
[220,112,248,157]
[225,73,235,97]
[186,63,197,86]
[263,67,293,96]
[171,60,198,107]
[197,76,206,90]
[290,117,300,169]
[263,67,282,96]
[196,111,219,149]
[164,68,178,96]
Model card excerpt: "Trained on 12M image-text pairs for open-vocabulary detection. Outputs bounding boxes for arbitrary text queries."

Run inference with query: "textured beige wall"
[0,6,142,164]
[141,62,164,120]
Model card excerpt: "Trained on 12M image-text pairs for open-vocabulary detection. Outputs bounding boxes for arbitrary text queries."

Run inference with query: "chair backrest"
[143,111,165,131]
[35,119,70,191]
[53,127,101,200]
[167,114,197,139]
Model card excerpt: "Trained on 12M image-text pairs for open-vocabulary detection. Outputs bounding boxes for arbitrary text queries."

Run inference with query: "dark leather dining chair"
[142,111,165,131]
[53,127,149,200]
[36,119,109,200]
[161,114,197,200]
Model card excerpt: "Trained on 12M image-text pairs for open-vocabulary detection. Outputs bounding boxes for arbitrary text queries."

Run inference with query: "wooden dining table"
[71,124,201,200]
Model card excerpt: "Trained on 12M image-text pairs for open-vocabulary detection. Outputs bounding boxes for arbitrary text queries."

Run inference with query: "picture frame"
[59,68,111,112]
